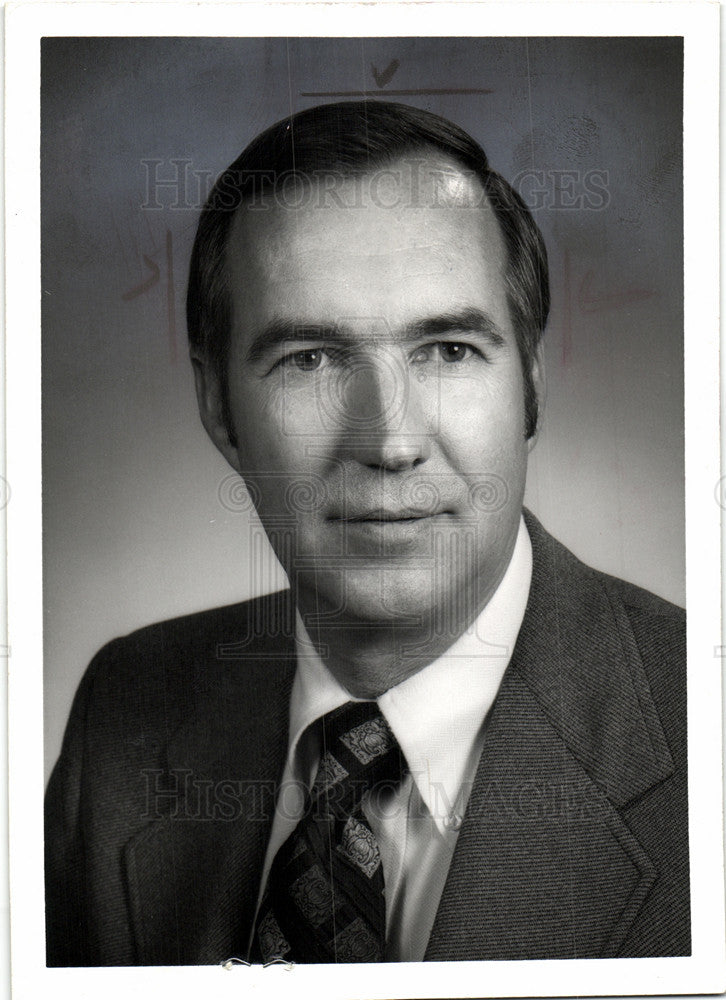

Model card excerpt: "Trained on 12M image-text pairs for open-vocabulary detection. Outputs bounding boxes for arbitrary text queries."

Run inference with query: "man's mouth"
[329,507,450,523]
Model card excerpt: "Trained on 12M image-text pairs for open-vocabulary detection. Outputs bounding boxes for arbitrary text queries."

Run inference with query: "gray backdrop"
[42,36,684,781]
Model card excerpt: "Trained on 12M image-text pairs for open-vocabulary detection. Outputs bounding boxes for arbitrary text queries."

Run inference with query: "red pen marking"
[166,228,177,364]
[578,270,654,314]
[562,247,572,367]
[122,254,160,301]
[371,60,399,89]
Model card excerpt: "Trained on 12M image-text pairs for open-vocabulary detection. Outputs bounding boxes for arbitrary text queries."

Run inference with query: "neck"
[298,623,476,699]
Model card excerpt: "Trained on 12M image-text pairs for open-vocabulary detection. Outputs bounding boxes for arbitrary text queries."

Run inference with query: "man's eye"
[411,342,480,366]
[284,349,326,372]
[438,342,471,363]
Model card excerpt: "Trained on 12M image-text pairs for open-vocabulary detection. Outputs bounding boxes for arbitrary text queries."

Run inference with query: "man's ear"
[528,343,547,451]
[191,354,242,473]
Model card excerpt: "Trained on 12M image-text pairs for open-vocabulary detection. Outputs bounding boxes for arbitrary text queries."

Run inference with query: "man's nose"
[335,353,432,471]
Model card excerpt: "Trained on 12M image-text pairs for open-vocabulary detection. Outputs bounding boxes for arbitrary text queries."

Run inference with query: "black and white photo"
[5,5,724,998]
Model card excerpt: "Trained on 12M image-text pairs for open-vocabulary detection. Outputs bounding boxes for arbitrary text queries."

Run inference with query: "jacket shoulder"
[98,589,295,665]
[59,590,296,770]
[87,589,294,687]
[598,571,684,622]
[524,508,684,634]
[595,570,685,686]
[523,508,686,707]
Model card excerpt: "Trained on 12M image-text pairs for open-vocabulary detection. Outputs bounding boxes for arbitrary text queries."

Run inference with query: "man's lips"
[328,507,451,523]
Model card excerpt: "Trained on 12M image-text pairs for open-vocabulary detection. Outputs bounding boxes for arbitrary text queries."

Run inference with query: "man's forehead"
[243,153,487,206]
[226,155,502,272]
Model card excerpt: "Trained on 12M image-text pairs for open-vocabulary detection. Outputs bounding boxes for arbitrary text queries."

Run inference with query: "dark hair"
[187,100,549,438]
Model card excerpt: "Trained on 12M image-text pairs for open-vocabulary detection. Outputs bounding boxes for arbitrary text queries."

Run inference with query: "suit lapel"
[123,597,296,965]
[426,512,673,961]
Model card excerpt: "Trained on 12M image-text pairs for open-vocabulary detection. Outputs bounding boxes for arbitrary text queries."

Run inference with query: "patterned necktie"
[255,701,407,963]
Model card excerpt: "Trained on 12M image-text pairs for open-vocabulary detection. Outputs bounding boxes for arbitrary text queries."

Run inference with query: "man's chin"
[295,566,473,633]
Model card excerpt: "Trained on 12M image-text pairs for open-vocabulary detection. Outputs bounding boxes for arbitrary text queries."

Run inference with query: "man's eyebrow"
[244,308,506,365]
[404,308,506,348]
[244,319,349,365]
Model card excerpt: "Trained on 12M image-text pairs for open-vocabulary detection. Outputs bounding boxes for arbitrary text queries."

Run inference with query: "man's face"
[215,158,538,630]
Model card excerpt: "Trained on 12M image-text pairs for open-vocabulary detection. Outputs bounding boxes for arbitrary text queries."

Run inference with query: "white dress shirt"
[253,516,533,962]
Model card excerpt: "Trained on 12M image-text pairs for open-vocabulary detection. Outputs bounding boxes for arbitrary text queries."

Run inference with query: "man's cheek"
[268,377,335,439]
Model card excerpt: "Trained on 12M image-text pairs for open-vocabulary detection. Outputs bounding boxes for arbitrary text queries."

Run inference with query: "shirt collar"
[288,516,533,831]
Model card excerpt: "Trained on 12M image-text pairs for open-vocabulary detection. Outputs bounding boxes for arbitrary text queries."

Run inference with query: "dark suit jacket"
[45,511,690,965]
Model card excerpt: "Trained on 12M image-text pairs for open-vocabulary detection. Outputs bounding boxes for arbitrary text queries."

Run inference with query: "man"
[45,100,689,966]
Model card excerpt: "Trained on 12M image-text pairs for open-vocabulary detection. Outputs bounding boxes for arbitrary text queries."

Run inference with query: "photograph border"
[6,2,724,998]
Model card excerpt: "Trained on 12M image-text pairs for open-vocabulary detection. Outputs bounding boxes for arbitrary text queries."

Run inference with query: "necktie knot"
[311,702,406,816]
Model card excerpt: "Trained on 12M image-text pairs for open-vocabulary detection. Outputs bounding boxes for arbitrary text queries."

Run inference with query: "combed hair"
[187,100,549,438]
